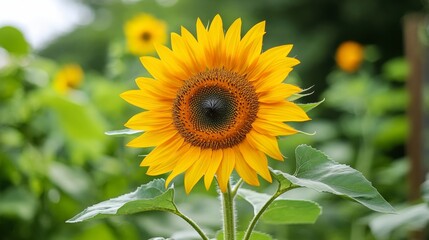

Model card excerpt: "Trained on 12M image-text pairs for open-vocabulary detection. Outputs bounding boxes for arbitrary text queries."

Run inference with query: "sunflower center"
[173,68,259,149]
[140,32,151,42]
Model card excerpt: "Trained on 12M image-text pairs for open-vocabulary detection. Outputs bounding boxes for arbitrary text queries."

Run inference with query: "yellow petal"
[249,58,300,85]
[249,44,294,79]
[135,77,177,97]
[145,139,184,175]
[164,143,192,187]
[216,148,236,192]
[257,83,302,103]
[208,14,225,67]
[184,149,212,193]
[165,145,200,189]
[196,18,212,67]
[140,56,183,88]
[254,67,293,92]
[204,149,223,190]
[125,110,171,131]
[252,119,298,136]
[235,21,265,72]
[120,90,170,110]
[258,101,311,122]
[140,135,183,167]
[180,26,206,73]
[246,130,283,160]
[127,126,176,148]
[224,18,242,70]
[234,146,260,186]
[153,44,190,81]
[238,140,272,182]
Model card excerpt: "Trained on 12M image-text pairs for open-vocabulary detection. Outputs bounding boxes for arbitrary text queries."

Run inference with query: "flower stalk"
[174,210,209,240]
[221,182,236,240]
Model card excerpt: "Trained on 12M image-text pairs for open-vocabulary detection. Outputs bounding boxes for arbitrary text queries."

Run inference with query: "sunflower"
[335,41,364,73]
[124,14,167,55]
[121,15,310,193]
[53,64,84,94]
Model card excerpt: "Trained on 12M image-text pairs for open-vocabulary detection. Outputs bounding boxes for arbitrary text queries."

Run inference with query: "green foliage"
[67,179,177,223]
[238,188,321,224]
[0,187,38,221]
[271,145,395,213]
[261,200,321,224]
[216,231,273,240]
[369,204,429,240]
[296,99,325,113]
[0,26,30,55]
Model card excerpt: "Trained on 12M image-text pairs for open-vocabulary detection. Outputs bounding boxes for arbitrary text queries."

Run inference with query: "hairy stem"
[221,183,235,240]
[243,185,298,240]
[231,178,243,197]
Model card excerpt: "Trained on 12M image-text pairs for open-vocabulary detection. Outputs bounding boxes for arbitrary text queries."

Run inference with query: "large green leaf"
[238,188,321,224]
[238,188,270,215]
[67,179,177,223]
[271,145,395,213]
[261,199,321,224]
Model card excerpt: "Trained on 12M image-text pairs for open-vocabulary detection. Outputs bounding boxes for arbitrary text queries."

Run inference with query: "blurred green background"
[0,0,428,239]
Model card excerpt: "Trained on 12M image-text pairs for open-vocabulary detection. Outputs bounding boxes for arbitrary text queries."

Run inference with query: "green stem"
[243,192,280,240]
[231,178,243,197]
[243,185,298,240]
[221,183,235,240]
[174,211,209,240]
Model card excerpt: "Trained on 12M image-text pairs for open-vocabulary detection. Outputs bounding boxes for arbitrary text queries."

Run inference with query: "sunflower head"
[53,64,84,94]
[335,41,364,73]
[124,14,167,55]
[121,15,310,193]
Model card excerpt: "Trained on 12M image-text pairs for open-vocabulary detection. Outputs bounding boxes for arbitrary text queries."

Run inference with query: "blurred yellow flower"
[121,15,310,193]
[335,41,364,72]
[53,64,84,94]
[124,14,167,55]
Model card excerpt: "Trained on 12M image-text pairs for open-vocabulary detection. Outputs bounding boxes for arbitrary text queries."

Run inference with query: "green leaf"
[296,98,324,112]
[216,231,273,240]
[287,86,314,101]
[66,179,177,223]
[105,129,143,136]
[0,26,30,55]
[238,188,270,215]
[237,189,321,224]
[382,57,409,82]
[261,199,321,224]
[271,145,395,213]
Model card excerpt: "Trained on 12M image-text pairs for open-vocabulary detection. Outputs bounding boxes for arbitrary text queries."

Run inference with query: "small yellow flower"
[124,14,167,55]
[53,64,84,94]
[335,41,364,73]
[121,15,310,193]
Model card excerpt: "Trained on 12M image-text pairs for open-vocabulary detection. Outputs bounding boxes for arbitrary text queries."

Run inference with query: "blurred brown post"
[404,13,425,201]
[404,13,426,240]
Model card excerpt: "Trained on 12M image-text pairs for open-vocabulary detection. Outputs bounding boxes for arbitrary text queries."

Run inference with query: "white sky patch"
[0,0,93,50]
